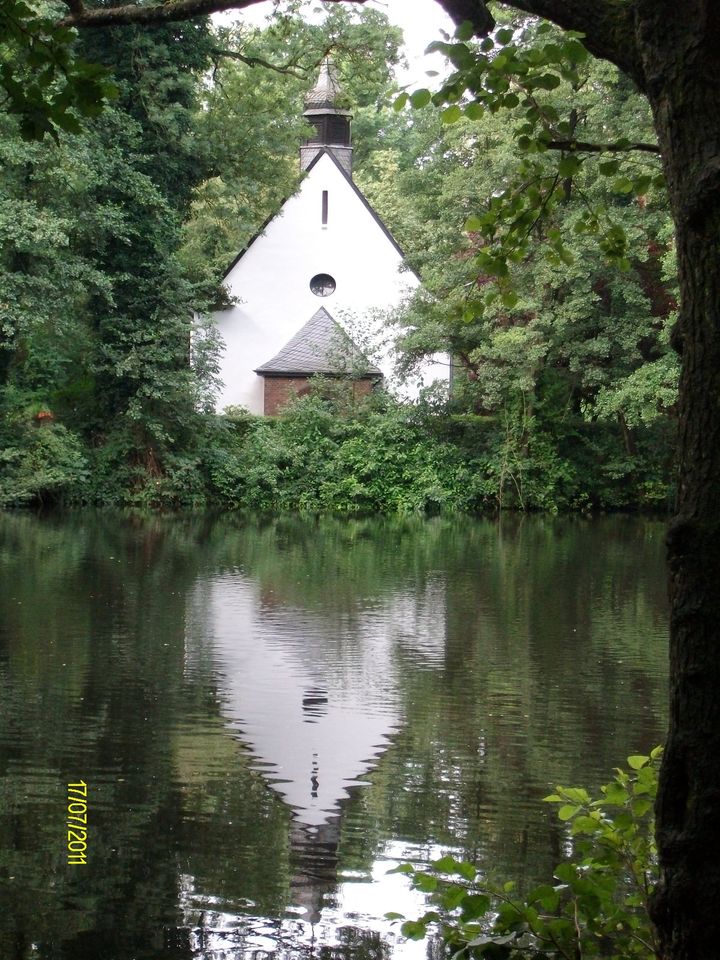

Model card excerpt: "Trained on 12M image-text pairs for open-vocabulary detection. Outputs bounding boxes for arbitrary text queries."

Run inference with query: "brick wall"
[262,376,375,415]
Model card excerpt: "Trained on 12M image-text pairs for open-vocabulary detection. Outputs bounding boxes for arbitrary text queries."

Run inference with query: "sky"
[227,0,456,85]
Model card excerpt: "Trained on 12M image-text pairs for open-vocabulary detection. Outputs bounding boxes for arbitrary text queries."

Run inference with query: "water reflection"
[185,572,406,826]
[0,513,668,959]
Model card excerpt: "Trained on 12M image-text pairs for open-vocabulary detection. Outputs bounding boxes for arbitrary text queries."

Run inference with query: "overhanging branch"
[434,0,645,92]
[211,49,307,78]
[60,0,365,29]
[547,139,661,155]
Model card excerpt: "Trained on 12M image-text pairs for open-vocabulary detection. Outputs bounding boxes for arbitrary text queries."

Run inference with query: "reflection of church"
[185,572,402,828]
[180,563,447,951]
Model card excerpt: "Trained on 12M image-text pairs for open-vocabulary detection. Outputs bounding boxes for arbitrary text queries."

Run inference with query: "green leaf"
[460,893,491,919]
[401,920,428,941]
[558,155,582,177]
[440,885,469,911]
[464,215,483,232]
[393,92,409,112]
[532,73,562,90]
[441,105,463,124]
[410,89,432,109]
[465,103,485,121]
[466,933,518,949]
[571,815,601,833]
[562,39,588,64]
[528,884,560,910]
[554,863,576,883]
[455,20,475,41]
[496,27,514,44]
[613,177,635,194]
[628,755,649,770]
[601,783,629,805]
[414,873,439,892]
[632,798,652,817]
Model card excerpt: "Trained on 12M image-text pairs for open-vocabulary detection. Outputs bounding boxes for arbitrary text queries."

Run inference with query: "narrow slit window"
[322,190,328,226]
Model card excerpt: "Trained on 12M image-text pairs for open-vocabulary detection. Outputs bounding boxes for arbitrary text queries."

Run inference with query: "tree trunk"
[635,3,720,957]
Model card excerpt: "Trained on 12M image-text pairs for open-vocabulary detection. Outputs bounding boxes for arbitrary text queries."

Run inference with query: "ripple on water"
[0,514,668,960]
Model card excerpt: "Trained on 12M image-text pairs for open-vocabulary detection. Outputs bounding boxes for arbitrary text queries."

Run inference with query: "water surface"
[0,514,668,959]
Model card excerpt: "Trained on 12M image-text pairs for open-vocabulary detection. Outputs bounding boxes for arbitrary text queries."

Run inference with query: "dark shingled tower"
[300,58,353,176]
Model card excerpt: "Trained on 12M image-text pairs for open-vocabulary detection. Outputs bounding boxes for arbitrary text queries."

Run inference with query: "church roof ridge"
[255,306,382,376]
[220,149,415,282]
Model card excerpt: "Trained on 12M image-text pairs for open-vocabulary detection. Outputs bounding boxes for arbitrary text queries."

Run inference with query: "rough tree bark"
[634,4,720,958]
[432,2,720,958]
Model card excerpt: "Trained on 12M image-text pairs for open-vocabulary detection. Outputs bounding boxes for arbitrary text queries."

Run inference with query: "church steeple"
[300,58,353,176]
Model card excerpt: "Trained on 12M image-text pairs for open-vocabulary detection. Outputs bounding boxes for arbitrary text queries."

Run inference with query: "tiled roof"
[255,307,382,376]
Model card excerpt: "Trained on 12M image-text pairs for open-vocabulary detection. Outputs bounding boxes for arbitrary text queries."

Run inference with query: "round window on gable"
[310,273,336,297]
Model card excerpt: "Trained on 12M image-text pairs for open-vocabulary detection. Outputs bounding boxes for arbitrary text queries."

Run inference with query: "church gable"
[222,148,407,283]
[222,148,408,290]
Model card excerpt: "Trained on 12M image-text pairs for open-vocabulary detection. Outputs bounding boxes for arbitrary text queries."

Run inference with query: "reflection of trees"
[0,513,668,957]
[327,517,668,891]
[0,514,294,959]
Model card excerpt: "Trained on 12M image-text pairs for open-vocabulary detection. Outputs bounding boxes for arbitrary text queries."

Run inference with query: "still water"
[0,514,668,960]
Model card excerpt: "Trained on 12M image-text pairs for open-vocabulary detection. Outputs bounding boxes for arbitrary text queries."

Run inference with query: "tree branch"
[210,49,307,78]
[546,138,661,155]
[434,0,646,92]
[60,0,365,29]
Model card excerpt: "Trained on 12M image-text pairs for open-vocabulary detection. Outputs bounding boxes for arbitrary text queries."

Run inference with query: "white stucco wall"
[213,151,449,414]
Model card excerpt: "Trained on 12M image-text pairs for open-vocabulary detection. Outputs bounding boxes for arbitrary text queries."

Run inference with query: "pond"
[0,513,668,960]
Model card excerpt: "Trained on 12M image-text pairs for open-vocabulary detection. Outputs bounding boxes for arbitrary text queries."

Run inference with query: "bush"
[390,749,662,959]
[0,409,88,507]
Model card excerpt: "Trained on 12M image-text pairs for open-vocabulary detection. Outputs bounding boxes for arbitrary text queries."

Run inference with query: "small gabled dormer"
[300,58,353,177]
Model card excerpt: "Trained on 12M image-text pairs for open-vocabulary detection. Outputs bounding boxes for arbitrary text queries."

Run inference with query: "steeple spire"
[300,57,353,176]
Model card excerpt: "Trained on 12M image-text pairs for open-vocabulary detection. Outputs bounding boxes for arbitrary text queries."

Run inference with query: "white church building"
[212,60,449,415]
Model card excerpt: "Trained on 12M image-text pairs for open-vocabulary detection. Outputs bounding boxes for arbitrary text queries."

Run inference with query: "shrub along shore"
[0,391,674,514]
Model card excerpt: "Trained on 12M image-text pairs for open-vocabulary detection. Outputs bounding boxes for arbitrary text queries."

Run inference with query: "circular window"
[310,273,336,297]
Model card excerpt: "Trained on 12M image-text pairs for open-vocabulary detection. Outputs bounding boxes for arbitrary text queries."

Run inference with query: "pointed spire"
[300,57,353,176]
[304,57,343,111]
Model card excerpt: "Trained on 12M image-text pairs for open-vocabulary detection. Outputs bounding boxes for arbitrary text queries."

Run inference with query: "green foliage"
[0,0,117,140]
[363,24,677,496]
[390,749,662,959]
[396,16,663,291]
[0,391,87,505]
[1,16,221,506]
[200,395,671,516]
[203,396,481,515]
